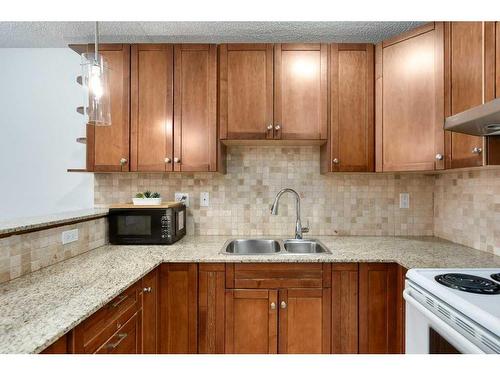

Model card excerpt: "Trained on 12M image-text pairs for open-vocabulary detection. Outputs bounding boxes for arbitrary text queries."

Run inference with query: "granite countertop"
[1,235,500,354]
[0,208,109,237]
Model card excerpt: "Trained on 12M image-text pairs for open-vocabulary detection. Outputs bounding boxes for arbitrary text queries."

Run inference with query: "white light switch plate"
[200,192,209,207]
[175,192,190,207]
[62,229,79,245]
[399,193,410,209]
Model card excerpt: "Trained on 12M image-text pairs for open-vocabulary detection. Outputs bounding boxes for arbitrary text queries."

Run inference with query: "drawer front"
[74,281,142,353]
[229,264,331,289]
[95,312,140,354]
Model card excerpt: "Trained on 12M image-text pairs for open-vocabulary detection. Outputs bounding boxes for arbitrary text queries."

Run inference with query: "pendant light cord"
[94,21,99,63]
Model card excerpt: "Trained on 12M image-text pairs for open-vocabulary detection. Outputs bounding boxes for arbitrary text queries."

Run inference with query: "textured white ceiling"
[0,21,425,47]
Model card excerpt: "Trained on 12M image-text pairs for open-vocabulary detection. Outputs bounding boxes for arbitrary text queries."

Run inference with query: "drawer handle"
[143,287,152,293]
[111,294,128,308]
[105,333,128,349]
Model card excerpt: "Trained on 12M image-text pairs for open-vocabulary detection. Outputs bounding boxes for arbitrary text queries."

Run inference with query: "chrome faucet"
[270,188,309,239]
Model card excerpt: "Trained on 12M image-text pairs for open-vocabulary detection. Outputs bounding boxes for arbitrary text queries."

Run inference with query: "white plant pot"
[132,197,162,206]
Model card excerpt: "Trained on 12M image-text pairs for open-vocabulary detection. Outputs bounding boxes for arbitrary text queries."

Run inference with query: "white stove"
[404,268,500,354]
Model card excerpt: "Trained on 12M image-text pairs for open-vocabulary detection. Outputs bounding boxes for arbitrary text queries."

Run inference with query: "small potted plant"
[132,191,162,205]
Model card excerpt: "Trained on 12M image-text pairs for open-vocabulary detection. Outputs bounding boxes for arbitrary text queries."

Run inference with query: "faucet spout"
[270,188,307,239]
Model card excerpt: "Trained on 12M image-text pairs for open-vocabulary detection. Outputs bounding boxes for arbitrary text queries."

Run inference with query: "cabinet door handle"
[274,124,281,131]
[174,157,181,163]
[280,301,287,309]
[270,302,276,310]
[164,157,171,163]
[105,333,128,349]
[267,124,274,131]
[143,287,152,293]
[111,294,128,308]
[435,153,443,161]
[119,158,128,166]
[472,147,482,154]
[332,158,339,164]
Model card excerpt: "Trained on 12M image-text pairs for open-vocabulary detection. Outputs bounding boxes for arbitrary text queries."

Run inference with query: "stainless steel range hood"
[445,97,500,136]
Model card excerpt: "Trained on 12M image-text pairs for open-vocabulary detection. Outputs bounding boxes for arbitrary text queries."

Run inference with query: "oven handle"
[403,288,484,354]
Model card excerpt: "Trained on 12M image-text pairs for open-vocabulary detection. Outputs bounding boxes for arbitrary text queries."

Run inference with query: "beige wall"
[434,169,500,256]
[95,146,434,237]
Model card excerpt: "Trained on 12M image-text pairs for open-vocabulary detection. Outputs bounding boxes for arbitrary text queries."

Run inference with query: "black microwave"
[108,205,186,245]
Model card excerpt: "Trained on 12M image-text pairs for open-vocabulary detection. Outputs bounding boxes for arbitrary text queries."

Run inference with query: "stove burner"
[435,273,500,295]
[491,273,500,283]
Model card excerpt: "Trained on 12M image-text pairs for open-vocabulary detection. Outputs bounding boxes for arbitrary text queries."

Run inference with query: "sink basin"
[283,239,331,254]
[224,239,281,254]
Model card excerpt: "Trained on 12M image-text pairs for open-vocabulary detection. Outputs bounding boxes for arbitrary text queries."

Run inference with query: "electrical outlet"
[200,192,209,207]
[399,193,410,209]
[61,229,79,245]
[175,192,190,207]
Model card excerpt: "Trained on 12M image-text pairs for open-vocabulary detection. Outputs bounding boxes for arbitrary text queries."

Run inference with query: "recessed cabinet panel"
[376,23,444,172]
[85,44,130,172]
[324,44,374,173]
[274,44,328,140]
[174,44,217,172]
[131,44,173,172]
[219,44,274,139]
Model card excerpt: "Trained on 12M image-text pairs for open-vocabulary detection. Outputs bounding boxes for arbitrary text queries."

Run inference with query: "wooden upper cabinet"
[173,44,217,172]
[444,22,499,168]
[85,44,131,172]
[375,23,445,172]
[274,43,328,140]
[322,44,374,173]
[278,288,331,354]
[219,44,274,140]
[225,289,278,354]
[130,44,173,172]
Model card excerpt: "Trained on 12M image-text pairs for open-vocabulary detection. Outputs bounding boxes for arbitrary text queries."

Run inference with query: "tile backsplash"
[434,169,500,256]
[0,218,107,283]
[95,146,435,237]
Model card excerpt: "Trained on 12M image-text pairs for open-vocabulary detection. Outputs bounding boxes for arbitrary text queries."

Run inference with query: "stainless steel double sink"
[221,238,331,255]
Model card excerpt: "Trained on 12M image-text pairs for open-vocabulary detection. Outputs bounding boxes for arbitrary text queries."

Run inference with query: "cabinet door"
[331,263,358,354]
[274,43,328,140]
[225,289,278,354]
[323,44,374,173]
[444,22,488,168]
[278,288,331,354]
[173,44,217,171]
[142,267,159,354]
[130,44,173,172]
[359,263,401,354]
[159,263,198,353]
[219,44,274,140]
[375,23,444,172]
[198,264,225,354]
[85,44,130,172]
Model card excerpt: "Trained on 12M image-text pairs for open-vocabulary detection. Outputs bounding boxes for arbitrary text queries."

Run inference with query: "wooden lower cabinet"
[225,289,278,354]
[159,263,198,353]
[142,267,159,353]
[358,263,404,354]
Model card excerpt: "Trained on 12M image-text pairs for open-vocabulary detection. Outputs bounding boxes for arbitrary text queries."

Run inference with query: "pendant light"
[81,22,111,126]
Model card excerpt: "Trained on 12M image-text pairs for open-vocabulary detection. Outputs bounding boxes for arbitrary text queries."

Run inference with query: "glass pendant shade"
[81,52,111,126]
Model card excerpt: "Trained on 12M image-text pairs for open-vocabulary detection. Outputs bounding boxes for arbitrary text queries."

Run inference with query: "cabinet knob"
[280,301,287,309]
[270,302,276,310]
[174,157,181,163]
[435,153,443,161]
[274,124,281,131]
[472,147,482,154]
[267,124,274,131]
[119,158,127,165]
[332,158,339,164]
[165,157,171,163]
[143,287,152,293]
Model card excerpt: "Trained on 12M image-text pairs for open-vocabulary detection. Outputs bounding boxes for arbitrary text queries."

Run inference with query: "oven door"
[109,209,165,244]
[404,283,485,354]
